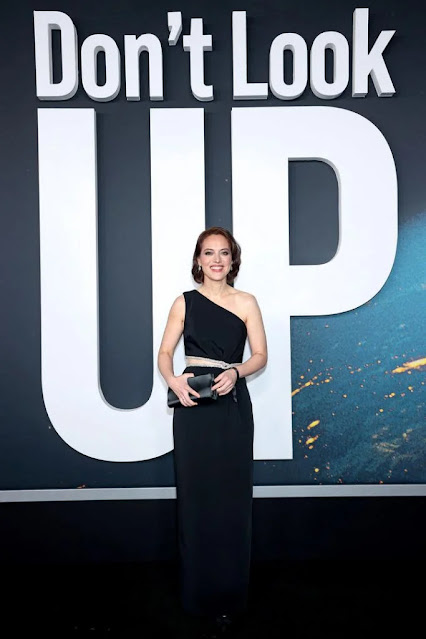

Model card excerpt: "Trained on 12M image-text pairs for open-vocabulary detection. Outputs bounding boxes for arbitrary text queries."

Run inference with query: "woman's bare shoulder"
[232,288,259,305]
[232,289,261,318]
[169,293,186,320]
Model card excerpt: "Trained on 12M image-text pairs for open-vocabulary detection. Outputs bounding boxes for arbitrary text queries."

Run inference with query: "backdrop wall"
[1,0,425,560]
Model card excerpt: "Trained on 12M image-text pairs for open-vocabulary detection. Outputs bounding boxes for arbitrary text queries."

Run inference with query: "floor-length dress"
[172,289,254,617]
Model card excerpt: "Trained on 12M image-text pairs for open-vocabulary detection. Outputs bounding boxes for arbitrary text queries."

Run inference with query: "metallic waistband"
[185,356,241,370]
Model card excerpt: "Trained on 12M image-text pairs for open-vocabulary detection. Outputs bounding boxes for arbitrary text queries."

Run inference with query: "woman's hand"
[169,373,201,407]
[212,369,238,396]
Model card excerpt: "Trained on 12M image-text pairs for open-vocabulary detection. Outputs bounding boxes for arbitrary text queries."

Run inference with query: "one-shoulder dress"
[172,289,254,617]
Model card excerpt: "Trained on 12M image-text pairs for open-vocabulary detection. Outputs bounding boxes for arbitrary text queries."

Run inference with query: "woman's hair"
[191,227,241,284]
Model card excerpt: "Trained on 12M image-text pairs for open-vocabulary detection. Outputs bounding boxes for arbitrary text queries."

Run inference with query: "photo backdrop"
[0,0,424,499]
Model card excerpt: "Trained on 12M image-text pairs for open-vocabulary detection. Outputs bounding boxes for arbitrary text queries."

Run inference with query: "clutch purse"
[167,373,218,408]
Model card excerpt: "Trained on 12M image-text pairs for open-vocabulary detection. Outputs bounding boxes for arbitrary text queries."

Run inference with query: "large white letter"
[37,108,205,461]
[232,106,398,460]
[232,11,268,99]
[269,33,308,100]
[182,18,213,101]
[310,31,349,99]
[352,8,396,97]
[81,34,121,101]
[33,10,78,100]
[124,34,163,101]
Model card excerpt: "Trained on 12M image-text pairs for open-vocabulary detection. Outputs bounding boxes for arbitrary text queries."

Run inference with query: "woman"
[157,227,267,634]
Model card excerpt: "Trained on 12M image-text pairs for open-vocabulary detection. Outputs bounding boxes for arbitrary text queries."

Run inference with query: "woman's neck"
[199,281,231,298]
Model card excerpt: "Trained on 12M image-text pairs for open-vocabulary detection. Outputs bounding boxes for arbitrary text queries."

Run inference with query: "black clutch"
[167,373,218,408]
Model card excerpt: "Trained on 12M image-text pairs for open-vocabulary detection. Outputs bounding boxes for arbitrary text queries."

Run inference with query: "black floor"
[3,559,422,637]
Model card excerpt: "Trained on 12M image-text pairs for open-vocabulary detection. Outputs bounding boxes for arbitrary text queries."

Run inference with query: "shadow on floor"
[2,559,422,636]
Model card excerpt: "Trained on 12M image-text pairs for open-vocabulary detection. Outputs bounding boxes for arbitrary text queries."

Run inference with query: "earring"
[197,264,202,271]
[230,263,233,271]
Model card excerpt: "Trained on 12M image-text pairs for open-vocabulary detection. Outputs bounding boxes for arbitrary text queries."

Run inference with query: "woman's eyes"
[205,251,229,255]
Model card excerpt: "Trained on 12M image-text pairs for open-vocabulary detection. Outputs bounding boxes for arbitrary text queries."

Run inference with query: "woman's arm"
[235,294,267,379]
[158,295,201,406]
[157,295,185,386]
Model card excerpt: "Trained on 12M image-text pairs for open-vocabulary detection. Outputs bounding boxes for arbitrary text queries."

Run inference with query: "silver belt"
[184,356,241,402]
[185,356,241,369]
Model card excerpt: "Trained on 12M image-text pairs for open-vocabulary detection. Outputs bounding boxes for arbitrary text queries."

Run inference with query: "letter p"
[232,106,398,460]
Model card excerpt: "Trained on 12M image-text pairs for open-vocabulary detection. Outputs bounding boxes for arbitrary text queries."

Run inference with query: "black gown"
[173,289,254,617]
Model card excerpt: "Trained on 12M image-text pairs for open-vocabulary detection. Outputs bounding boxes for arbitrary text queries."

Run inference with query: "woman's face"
[197,234,232,282]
